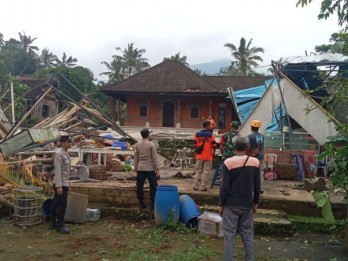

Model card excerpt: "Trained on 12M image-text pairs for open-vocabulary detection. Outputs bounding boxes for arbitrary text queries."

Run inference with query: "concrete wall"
[123,95,233,132]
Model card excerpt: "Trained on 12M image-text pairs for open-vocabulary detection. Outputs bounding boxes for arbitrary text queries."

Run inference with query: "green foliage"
[0,38,39,76]
[163,52,189,66]
[223,37,264,76]
[320,133,348,205]
[160,210,190,233]
[101,43,150,83]
[315,32,348,54]
[297,0,348,27]
[289,215,344,233]
[0,77,30,120]
[311,191,336,221]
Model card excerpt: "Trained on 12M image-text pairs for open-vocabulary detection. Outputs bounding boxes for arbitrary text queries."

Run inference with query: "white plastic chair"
[313,155,331,178]
[264,153,278,171]
[172,149,190,170]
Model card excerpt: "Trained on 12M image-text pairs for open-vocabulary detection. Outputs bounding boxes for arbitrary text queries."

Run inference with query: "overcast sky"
[1,0,340,81]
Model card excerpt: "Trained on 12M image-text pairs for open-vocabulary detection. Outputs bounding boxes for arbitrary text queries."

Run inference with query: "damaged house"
[101,60,269,132]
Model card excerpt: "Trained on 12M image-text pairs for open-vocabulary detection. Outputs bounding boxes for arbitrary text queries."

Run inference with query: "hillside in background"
[190,59,231,75]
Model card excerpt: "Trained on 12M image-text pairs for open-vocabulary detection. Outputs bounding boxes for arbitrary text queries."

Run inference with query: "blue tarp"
[234,79,285,131]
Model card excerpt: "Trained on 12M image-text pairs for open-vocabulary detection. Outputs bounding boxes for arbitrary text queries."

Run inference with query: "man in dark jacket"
[219,136,260,261]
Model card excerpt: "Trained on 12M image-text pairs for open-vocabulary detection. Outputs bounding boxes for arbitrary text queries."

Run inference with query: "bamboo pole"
[6,87,53,139]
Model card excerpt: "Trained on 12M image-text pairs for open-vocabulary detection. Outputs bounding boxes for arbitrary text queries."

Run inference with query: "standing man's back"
[219,136,260,261]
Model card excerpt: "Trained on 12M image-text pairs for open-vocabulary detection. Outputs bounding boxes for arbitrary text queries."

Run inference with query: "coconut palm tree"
[18,32,39,54]
[163,52,189,66]
[224,37,264,76]
[114,43,150,78]
[39,48,57,68]
[100,56,125,84]
[56,52,78,67]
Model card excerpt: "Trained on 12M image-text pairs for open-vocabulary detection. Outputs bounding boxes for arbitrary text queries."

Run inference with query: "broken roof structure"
[237,53,347,145]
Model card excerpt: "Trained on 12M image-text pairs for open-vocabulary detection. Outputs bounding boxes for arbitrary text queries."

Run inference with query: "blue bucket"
[42,198,52,218]
[179,194,200,228]
[154,185,180,225]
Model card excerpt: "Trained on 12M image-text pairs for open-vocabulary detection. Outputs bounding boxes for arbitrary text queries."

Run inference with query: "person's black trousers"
[50,185,69,226]
[136,171,158,208]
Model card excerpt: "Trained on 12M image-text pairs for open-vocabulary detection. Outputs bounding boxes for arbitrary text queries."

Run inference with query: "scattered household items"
[154,185,180,225]
[274,163,298,180]
[303,177,328,193]
[13,186,43,226]
[198,211,224,238]
[263,169,277,181]
[85,208,100,222]
[171,148,194,170]
[179,194,200,228]
[172,169,195,179]
[88,165,108,180]
[64,192,89,224]
[292,154,310,180]
[263,154,278,181]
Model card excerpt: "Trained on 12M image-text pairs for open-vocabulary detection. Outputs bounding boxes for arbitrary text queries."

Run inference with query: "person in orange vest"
[207,115,216,133]
[193,120,216,191]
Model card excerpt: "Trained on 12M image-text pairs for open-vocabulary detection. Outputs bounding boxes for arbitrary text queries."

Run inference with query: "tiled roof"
[101,61,224,95]
[101,61,270,96]
[203,76,270,91]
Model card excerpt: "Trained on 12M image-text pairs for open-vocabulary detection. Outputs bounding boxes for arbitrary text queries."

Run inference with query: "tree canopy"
[163,52,189,66]
[223,37,264,76]
[101,43,150,83]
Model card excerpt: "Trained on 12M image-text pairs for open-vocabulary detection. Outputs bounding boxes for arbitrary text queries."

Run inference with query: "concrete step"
[93,203,293,236]
[201,205,293,236]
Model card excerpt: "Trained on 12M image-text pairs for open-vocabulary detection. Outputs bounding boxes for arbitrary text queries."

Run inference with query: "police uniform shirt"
[53,148,71,187]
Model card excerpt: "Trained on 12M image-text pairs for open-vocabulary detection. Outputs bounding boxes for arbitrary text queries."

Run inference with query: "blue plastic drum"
[154,185,180,225]
[179,194,200,228]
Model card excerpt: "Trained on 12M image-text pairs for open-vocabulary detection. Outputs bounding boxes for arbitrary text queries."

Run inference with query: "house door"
[162,101,175,127]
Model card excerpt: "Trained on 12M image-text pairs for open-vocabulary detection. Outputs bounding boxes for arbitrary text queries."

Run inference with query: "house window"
[139,104,147,117]
[191,106,199,118]
[42,105,50,117]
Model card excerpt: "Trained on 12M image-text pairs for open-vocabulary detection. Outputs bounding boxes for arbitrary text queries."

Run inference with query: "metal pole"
[10,82,15,124]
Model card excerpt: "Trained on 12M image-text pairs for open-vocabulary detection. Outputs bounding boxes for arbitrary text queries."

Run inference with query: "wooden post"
[177,98,181,127]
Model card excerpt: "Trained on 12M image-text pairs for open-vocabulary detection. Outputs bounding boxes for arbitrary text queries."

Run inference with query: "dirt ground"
[0,217,347,261]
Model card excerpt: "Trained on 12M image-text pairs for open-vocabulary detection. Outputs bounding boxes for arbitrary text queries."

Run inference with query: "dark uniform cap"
[140,128,151,136]
[60,135,72,142]
[231,121,240,128]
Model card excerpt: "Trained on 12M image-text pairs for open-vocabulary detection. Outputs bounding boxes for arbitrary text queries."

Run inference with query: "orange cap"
[251,120,261,128]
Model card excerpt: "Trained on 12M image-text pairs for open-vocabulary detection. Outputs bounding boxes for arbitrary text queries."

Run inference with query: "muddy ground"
[0,217,347,261]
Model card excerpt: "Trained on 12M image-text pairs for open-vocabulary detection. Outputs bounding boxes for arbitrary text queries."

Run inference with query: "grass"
[288,215,345,234]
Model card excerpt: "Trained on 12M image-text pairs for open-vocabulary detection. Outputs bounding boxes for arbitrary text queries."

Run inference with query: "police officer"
[49,135,72,234]
[134,128,160,210]
[220,121,240,160]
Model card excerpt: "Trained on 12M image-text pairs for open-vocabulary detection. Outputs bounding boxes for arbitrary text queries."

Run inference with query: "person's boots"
[56,223,70,234]
[48,220,57,230]
[138,201,147,210]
